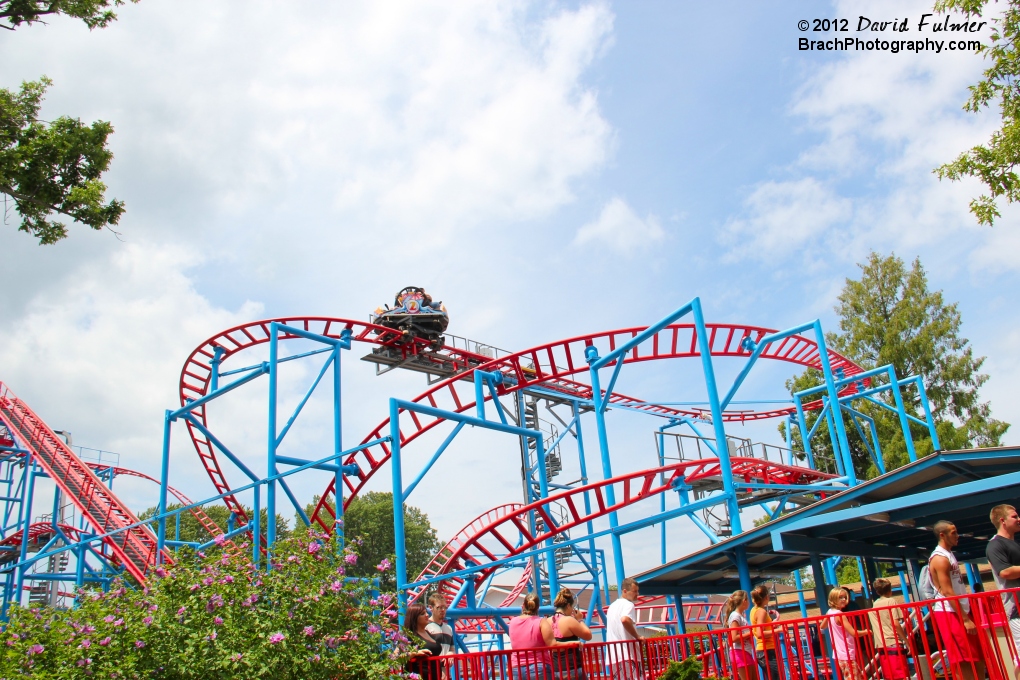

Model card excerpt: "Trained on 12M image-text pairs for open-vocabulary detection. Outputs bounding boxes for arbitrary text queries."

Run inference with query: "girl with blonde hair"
[821,587,867,680]
[722,590,757,680]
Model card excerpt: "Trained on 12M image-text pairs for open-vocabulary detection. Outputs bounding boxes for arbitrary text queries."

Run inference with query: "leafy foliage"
[0,0,138,30]
[306,492,442,590]
[781,252,1008,478]
[657,656,728,680]
[139,503,292,545]
[1,78,125,243]
[0,530,416,679]
[934,0,1020,225]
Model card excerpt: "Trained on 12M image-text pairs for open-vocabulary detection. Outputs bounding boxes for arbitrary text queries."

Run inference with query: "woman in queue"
[722,589,757,680]
[403,602,442,680]
[750,585,782,680]
[548,587,592,679]
[508,592,578,680]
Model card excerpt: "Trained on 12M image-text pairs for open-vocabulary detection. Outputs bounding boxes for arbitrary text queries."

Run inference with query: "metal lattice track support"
[0,383,168,582]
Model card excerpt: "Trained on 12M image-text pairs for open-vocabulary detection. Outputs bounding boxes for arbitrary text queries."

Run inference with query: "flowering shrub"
[0,531,415,678]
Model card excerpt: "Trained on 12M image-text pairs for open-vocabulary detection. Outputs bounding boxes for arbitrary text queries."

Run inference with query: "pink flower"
[330,580,342,592]
[143,616,153,626]
[202,577,214,586]
[231,653,243,662]
[376,558,391,572]
[214,617,223,625]
[177,607,186,616]
[343,553,357,565]
[223,574,234,583]
[154,567,167,578]
[214,534,226,546]
[99,637,111,647]
[27,643,44,655]
[208,631,217,641]
[76,658,92,667]
[303,626,314,636]
[103,615,115,623]
[113,618,124,627]
[79,640,91,649]
[135,640,145,648]
[269,633,285,644]
[307,542,321,555]
[189,583,201,592]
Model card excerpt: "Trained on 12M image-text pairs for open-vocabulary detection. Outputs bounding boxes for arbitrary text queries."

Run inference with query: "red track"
[308,320,861,527]
[416,458,837,612]
[0,382,168,582]
[0,522,87,551]
[173,317,861,533]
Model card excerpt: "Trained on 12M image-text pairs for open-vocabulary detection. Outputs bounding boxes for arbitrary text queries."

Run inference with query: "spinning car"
[373,287,449,347]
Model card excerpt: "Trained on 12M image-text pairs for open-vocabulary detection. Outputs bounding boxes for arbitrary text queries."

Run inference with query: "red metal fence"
[407,587,1020,680]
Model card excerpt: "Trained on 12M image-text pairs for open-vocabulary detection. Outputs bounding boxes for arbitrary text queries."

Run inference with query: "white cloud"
[718,0,1018,271]
[0,0,620,514]
[572,197,664,253]
[720,178,852,262]
[0,244,261,493]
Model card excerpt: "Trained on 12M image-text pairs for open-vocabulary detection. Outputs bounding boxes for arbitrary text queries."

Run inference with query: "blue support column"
[692,299,741,534]
[794,569,809,618]
[815,324,856,485]
[584,355,627,587]
[886,367,917,463]
[266,323,280,554]
[734,545,752,593]
[672,594,686,635]
[252,484,261,570]
[810,553,828,614]
[156,411,173,558]
[390,399,408,612]
[914,378,940,450]
[572,400,602,612]
[210,346,224,392]
[332,343,343,547]
[897,569,911,602]
[14,459,38,608]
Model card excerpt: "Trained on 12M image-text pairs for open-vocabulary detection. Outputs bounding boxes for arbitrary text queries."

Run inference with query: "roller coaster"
[0,296,940,649]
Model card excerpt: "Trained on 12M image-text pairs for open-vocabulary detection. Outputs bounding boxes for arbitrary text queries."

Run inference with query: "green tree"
[139,503,291,546]
[782,252,1009,478]
[1,0,136,29]
[934,0,1020,225]
[305,492,442,590]
[1,1,136,243]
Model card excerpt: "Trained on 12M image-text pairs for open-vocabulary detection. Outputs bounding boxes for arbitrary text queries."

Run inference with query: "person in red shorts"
[928,520,984,680]
[867,578,908,680]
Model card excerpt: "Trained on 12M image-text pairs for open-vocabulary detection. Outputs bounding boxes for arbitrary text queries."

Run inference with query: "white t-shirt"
[606,597,638,660]
[425,620,453,655]
[728,611,755,654]
[930,544,970,614]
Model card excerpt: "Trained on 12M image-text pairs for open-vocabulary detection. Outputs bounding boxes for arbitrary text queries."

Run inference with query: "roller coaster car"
[372,287,449,348]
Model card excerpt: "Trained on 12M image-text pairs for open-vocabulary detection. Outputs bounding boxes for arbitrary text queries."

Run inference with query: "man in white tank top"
[928,520,984,680]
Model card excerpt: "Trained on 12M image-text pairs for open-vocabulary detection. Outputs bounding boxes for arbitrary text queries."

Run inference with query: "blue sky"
[1,0,1017,578]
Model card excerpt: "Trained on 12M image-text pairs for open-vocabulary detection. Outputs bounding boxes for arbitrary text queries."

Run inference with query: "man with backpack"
[928,520,984,680]
[986,504,1020,671]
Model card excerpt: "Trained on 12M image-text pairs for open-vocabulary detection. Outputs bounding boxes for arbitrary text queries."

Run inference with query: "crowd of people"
[718,504,1020,680]
[401,503,1020,680]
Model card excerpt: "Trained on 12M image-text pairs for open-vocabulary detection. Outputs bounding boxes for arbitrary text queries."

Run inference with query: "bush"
[657,656,728,680]
[0,531,415,678]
